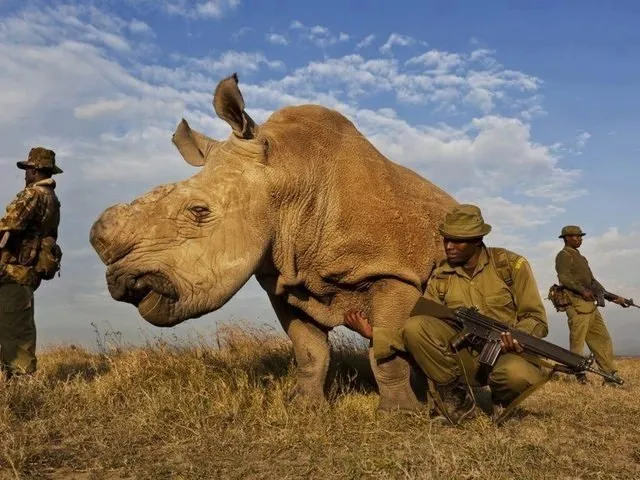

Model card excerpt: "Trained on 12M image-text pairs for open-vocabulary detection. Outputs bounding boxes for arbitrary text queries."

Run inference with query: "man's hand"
[613,296,630,308]
[582,289,595,301]
[500,331,524,354]
[343,309,373,340]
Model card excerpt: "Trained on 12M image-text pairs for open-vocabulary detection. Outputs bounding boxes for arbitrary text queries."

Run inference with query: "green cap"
[439,204,492,240]
[559,225,585,238]
[17,147,63,174]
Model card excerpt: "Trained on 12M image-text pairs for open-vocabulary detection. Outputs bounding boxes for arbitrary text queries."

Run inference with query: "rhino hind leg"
[268,293,330,402]
[369,280,423,412]
[370,351,421,411]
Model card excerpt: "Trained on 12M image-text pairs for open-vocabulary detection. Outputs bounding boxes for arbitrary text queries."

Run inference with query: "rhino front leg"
[268,293,330,402]
[369,280,423,412]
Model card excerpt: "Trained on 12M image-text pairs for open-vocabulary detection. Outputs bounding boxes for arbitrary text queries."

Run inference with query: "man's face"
[443,237,482,266]
[566,235,583,249]
[24,168,36,186]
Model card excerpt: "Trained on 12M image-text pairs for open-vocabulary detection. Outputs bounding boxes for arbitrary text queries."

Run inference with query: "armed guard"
[343,204,549,425]
[0,147,63,379]
[554,225,626,386]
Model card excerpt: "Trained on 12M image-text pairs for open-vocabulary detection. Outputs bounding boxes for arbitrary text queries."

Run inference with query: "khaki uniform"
[1,148,62,377]
[555,245,616,374]
[372,247,548,407]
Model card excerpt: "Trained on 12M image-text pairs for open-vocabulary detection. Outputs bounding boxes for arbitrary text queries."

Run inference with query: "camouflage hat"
[439,204,492,240]
[559,225,585,238]
[17,147,63,174]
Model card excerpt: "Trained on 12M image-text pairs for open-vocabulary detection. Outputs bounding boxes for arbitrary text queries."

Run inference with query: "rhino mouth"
[129,273,179,306]
[108,269,179,306]
[106,266,186,326]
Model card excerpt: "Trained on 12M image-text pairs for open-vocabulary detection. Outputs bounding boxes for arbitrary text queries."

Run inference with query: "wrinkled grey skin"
[90,73,458,410]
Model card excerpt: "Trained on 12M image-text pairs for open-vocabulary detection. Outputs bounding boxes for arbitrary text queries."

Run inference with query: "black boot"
[431,380,477,425]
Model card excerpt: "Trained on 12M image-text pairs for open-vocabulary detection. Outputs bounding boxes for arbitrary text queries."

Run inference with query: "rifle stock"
[411,297,624,385]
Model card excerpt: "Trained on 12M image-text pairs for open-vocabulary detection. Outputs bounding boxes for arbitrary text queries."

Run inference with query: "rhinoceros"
[89,73,458,411]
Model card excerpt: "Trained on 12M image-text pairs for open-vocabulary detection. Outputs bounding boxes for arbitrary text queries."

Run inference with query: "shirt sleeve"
[371,326,407,360]
[424,274,444,304]
[588,263,605,292]
[0,188,39,232]
[511,256,548,338]
[555,251,586,294]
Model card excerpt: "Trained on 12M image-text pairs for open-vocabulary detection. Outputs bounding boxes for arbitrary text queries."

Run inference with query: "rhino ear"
[213,73,257,140]
[171,119,218,167]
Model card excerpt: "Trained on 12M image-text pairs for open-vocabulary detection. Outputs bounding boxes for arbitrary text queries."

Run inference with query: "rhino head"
[90,74,274,327]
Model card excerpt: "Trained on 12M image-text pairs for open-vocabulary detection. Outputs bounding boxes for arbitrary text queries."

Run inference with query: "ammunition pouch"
[0,235,62,286]
[35,236,62,281]
[547,284,571,312]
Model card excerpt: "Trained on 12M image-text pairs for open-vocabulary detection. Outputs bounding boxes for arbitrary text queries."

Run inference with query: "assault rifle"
[411,297,624,385]
[592,283,640,309]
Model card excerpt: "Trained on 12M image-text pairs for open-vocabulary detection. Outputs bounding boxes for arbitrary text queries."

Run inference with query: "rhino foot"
[286,383,328,408]
[370,349,421,412]
[377,385,422,412]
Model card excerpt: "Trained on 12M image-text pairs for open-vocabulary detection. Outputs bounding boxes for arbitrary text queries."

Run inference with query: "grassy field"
[1,323,639,480]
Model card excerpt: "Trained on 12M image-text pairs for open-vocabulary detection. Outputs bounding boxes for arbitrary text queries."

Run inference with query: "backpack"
[35,236,63,280]
[432,247,515,305]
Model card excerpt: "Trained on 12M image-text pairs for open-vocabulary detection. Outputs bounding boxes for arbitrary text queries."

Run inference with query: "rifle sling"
[493,369,558,426]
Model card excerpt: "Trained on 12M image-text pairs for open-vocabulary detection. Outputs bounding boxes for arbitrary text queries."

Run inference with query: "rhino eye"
[188,205,211,220]
[189,206,210,214]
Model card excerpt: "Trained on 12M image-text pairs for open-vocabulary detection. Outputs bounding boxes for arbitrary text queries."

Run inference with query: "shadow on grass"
[326,344,378,397]
[189,324,381,397]
[48,356,111,383]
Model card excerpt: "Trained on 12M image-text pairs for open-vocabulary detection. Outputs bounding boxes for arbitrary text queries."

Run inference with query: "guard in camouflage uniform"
[344,204,549,424]
[0,147,63,379]
[555,226,625,386]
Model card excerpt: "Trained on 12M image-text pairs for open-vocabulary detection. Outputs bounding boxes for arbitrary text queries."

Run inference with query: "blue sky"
[1,0,640,353]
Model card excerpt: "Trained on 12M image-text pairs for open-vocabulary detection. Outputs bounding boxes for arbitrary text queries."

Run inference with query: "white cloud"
[170,50,285,76]
[355,34,375,50]
[128,19,153,36]
[379,33,416,54]
[163,0,240,19]
[0,4,135,53]
[576,131,591,149]
[231,26,252,40]
[347,112,583,206]
[265,49,542,114]
[310,25,328,35]
[288,20,350,48]
[406,50,463,72]
[544,130,593,158]
[266,33,288,46]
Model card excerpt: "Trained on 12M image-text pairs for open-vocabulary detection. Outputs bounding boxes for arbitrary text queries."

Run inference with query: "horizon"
[1,0,640,354]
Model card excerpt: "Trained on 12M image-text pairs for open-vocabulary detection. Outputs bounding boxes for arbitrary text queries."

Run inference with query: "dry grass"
[1,323,640,480]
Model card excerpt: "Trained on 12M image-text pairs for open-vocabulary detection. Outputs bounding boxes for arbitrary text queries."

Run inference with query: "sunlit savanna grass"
[1,322,639,479]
